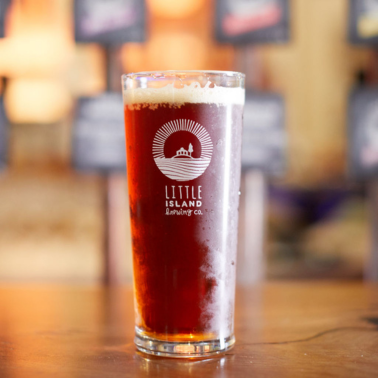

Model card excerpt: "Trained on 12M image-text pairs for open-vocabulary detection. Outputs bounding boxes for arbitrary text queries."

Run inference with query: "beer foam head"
[123,82,245,106]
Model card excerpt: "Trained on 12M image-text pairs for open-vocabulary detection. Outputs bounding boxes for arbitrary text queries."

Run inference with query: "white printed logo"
[153,119,213,181]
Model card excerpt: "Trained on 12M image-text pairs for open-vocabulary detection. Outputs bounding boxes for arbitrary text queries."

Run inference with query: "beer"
[123,72,245,357]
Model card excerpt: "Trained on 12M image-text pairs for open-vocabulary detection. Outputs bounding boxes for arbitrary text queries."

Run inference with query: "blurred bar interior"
[0,0,377,284]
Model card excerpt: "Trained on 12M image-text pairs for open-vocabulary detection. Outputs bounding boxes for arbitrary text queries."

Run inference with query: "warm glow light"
[123,32,207,72]
[0,33,72,77]
[67,45,106,96]
[5,79,72,124]
[148,0,204,19]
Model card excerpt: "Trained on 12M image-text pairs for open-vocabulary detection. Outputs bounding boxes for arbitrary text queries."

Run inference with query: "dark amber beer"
[122,71,245,357]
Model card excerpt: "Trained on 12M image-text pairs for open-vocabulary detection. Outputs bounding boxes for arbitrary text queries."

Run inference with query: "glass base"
[135,330,235,358]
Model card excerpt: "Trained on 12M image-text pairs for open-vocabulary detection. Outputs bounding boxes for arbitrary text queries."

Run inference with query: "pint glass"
[122,71,245,358]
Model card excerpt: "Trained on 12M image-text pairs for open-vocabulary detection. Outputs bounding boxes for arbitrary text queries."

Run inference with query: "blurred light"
[0,33,72,77]
[66,45,106,96]
[123,32,207,72]
[5,79,72,124]
[148,0,204,19]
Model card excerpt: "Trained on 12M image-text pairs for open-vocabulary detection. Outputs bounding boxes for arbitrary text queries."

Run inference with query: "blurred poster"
[349,0,378,44]
[0,0,10,38]
[215,0,290,44]
[72,93,126,173]
[242,91,286,176]
[348,88,378,178]
[74,0,146,44]
[0,98,7,170]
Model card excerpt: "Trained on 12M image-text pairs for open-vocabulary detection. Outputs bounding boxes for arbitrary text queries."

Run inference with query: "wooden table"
[0,283,377,377]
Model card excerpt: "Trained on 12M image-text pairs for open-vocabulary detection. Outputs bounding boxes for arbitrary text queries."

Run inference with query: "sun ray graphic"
[152,119,213,181]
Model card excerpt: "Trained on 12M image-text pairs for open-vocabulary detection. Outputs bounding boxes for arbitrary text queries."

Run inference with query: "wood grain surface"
[0,283,377,377]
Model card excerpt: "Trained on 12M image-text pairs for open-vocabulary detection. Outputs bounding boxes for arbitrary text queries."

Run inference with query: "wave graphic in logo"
[152,119,213,182]
[154,158,211,181]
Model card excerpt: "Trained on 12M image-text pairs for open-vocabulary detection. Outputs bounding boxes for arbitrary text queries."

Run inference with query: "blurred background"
[0,0,376,284]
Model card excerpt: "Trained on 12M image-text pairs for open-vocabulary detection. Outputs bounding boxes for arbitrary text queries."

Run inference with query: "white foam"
[123,82,245,106]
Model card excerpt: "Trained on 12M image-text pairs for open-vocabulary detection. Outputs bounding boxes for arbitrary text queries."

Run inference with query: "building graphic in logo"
[153,119,213,181]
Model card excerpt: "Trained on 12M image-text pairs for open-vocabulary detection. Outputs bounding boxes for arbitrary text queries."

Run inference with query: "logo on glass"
[153,119,213,181]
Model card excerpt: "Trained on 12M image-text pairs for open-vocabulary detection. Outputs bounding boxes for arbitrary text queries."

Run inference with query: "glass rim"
[122,70,245,81]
